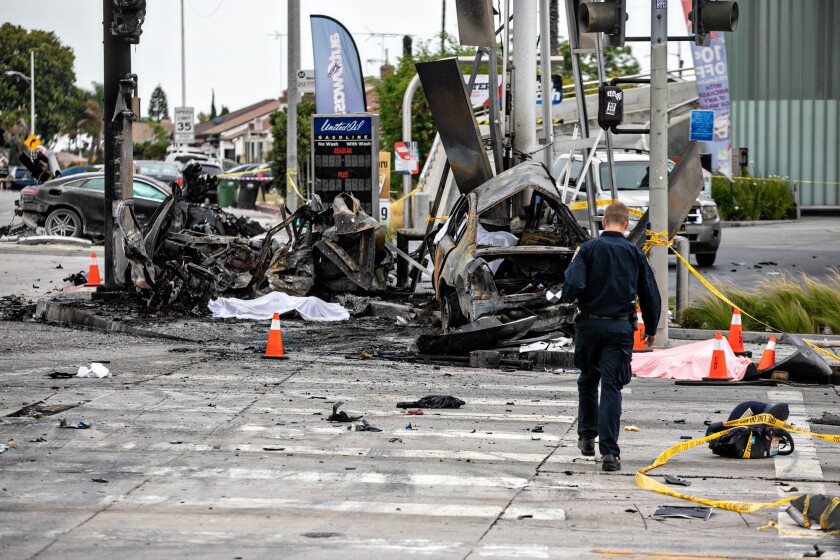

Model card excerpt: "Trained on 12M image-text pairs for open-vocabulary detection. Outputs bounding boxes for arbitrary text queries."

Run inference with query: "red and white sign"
[394,141,419,174]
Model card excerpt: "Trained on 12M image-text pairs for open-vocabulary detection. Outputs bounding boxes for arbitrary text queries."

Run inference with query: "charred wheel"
[440,288,466,332]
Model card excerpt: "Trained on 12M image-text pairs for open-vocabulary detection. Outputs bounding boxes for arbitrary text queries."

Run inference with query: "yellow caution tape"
[636,413,840,514]
[392,180,426,205]
[569,199,645,218]
[758,520,840,537]
[286,168,305,200]
[219,167,272,178]
[731,176,840,187]
[802,340,840,363]
[661,236,840,363]
[424,215,449,225]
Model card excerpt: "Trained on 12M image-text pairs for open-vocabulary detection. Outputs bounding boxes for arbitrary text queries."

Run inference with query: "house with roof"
[193,99,281,164]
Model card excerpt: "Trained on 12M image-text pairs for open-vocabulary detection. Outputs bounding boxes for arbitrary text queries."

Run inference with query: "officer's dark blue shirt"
[560,231,661,335]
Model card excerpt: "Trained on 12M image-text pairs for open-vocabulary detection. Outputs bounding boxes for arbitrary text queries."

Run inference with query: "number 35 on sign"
[174,107,195,143]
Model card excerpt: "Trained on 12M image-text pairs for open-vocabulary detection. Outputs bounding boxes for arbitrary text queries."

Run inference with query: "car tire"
[695,252,717,267]
[44,208,82,237]
[440,290,466,332]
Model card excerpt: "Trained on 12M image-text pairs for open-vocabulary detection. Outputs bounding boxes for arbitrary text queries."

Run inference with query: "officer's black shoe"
[577,437,595,457]
[602,454,621,472]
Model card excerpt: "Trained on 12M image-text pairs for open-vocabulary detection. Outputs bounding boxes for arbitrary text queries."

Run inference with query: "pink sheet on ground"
[631,337,752,381]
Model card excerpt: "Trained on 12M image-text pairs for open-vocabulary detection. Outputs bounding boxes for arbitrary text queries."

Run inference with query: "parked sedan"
[16,173,170,239]
[4,166,36,190]
[134,160,182,186]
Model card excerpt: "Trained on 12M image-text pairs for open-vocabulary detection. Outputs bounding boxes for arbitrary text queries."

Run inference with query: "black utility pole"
[103,1,143,290]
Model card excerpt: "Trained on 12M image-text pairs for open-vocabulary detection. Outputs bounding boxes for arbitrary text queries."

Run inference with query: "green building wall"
[726,0,840,208]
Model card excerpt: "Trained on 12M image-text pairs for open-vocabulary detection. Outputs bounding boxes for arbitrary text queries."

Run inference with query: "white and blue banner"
[310,15,367,115]
[681,0,733,177]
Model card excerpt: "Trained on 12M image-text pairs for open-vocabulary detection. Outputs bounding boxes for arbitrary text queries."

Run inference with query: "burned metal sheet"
[750,334,832,384]
[627,141,704,248]
[455,0,496,48]
[416,58,494,194]
[416,315,537,355]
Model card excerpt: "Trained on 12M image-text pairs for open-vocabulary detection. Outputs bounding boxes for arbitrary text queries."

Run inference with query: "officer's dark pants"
[574,318,634,457]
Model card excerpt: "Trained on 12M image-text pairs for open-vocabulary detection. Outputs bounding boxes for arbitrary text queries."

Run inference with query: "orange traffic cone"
[727,308,745,353]
[632,306,649,352]
[85,252,101,287]
[263,312,289,360]
[707,331,728,380]
[757,336,777,370]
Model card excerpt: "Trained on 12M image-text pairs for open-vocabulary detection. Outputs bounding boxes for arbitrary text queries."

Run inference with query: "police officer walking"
[560,202,660,471]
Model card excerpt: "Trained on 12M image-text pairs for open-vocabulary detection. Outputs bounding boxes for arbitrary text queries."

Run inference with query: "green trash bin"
[217,178,238,208]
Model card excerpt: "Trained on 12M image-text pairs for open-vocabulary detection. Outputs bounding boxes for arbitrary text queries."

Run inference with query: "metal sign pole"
[286,0,300,211]
[649,0,669,345]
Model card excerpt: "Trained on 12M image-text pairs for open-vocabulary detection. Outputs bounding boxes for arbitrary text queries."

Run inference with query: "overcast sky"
[3,0,694,117]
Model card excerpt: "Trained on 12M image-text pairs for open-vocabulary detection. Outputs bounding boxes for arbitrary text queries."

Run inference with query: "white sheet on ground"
[631,337,752,381]
[208,292,350,322]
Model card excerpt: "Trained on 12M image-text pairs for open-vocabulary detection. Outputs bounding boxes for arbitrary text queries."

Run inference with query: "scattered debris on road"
[397,395,465,409]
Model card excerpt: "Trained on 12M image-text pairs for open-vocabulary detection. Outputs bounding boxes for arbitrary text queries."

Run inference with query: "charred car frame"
[430,161,590,333]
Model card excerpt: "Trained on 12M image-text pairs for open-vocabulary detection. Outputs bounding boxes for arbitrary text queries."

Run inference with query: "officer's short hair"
[603,202,630,226]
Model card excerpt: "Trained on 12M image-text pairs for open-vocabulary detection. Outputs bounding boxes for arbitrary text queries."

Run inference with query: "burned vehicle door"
[434,161,590,333]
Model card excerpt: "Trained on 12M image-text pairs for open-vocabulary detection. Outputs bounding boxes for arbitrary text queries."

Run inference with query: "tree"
[210,89,217,120]
[64,82,104,163]
[147,84,170,121]
[376,34,474,196]
[134,121,169,160]
[557,40,641,85]
[220,105,229,116]
[197,111,209,123]
[268,100,314,199]
[0,23,78,145]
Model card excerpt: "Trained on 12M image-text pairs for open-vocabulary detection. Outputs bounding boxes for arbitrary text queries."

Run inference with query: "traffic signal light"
[578,0,628,48]
[111,0,147,44]
[689,0,739,47]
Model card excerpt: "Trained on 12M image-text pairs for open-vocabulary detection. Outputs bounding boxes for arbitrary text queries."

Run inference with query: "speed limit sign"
[174,107,195,143]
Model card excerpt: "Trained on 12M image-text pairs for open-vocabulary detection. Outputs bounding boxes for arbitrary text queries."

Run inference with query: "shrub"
[712,175,795,221]
[680,271,840,334]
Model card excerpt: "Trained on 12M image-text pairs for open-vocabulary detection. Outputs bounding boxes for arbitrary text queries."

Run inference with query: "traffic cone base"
[705,331,728,380]
[86,252,101,287]
[757,336,777,370]
[263,313,289,360]
[727,308,745,353]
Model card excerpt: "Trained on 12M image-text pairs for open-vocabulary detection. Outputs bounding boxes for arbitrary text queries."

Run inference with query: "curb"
[720,220,794,228]
[35,299,200,343]
[670,327,840,345]
[254,204,283,215]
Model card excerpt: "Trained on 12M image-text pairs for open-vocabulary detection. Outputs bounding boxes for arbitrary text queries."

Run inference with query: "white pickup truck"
[553,149,721,266]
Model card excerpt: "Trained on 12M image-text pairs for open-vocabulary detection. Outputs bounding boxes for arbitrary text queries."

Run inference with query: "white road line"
[247,409,576,422]
[392,429,561,442]
[283,391,576,408]
[238,425,562,442]
[768,389,826,540]
[285,378,613,394]
[119,495,566,520]
[151,467,529,488]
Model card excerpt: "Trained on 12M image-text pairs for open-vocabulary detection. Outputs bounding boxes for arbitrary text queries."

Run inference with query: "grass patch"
[680,271,840,334]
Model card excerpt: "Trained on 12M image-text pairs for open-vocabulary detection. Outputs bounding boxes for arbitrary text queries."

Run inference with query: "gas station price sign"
[312,113,379,216]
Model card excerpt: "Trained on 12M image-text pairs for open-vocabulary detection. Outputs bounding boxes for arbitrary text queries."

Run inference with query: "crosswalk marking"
[119,495,567,521]
[768,389,826,541]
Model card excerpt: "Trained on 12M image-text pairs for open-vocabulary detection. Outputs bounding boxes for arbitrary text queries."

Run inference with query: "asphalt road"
[1,320,838,559]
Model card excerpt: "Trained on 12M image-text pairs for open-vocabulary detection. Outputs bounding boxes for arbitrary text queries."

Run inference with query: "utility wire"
[188,0,226,19]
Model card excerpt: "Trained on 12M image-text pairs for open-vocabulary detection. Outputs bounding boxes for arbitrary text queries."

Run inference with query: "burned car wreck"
[121,177,392,312]
[430,161,590,334]
[264,193,392,297]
